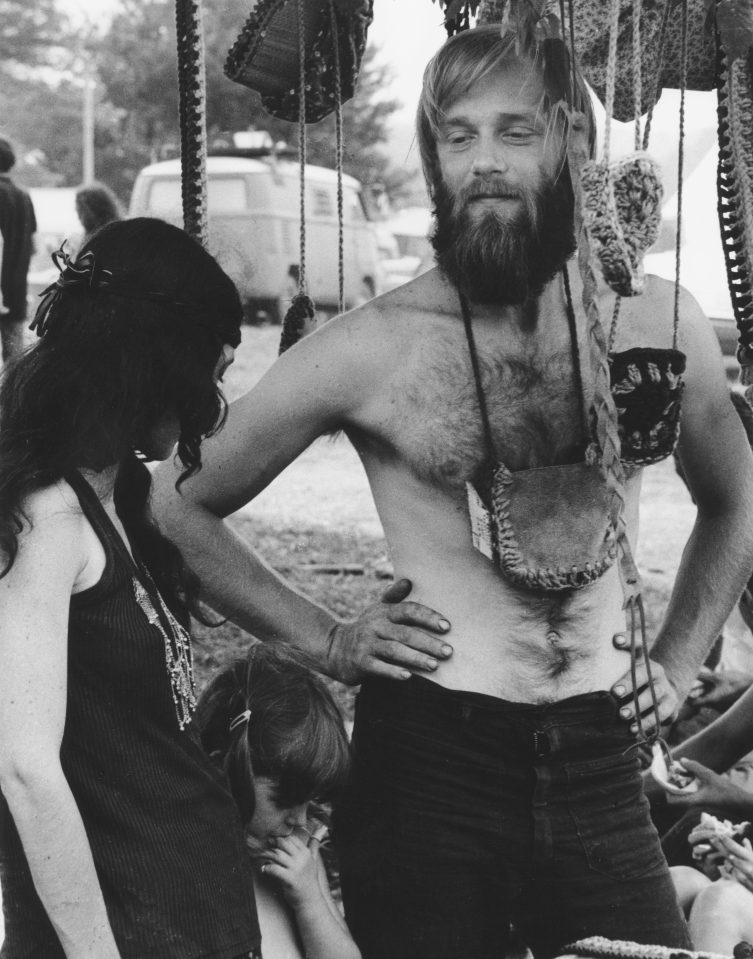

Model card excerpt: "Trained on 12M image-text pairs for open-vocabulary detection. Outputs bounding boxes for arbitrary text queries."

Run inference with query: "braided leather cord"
[716,27,753,390]
[175,0,209,246]
[568,124,640,601]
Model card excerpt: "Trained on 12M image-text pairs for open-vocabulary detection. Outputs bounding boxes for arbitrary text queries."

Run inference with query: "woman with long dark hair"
[0,218,261,958]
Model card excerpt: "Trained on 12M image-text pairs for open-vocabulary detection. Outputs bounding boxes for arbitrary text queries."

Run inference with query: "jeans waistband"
[357,676,634,761]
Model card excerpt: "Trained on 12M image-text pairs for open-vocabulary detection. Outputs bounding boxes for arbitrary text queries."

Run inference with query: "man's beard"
[431,169,576,305]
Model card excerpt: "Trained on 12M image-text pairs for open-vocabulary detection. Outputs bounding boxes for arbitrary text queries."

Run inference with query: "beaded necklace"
[132,566,196,731]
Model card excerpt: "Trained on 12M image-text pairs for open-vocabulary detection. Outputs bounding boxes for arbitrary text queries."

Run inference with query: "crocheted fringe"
[279,292,316,354]
[564,935,732,959]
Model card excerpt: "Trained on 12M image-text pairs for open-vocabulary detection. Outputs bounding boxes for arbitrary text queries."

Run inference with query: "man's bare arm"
[610,286,753,729]
[152,314,452,684]
[651,292,753,702]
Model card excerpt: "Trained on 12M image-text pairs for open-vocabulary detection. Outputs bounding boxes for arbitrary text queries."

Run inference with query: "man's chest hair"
[387,328,586,490]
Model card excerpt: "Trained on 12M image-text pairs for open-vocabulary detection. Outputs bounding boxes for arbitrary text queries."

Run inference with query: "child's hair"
[0,217,243,615]
[197,643,352,824]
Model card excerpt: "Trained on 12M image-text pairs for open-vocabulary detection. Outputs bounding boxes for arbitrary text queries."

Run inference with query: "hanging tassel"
[279,292,316,354]
[279,0,316,355]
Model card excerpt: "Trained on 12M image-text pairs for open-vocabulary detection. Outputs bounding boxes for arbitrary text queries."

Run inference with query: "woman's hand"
[259,834,321,909]
[690,666,753,711]
[710,833,753,891]
[665,758,753,814]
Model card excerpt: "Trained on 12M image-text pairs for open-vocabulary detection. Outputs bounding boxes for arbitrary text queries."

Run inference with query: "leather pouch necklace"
[461,278,620,592]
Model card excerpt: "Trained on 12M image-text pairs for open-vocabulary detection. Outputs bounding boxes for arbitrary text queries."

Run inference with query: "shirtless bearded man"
[153,26,753,959]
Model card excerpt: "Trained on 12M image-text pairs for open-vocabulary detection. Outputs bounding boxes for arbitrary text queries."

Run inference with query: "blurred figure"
[0,137,36,363]
[75,182,122,246]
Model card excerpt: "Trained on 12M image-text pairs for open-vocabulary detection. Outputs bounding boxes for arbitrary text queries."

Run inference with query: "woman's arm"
[0,484,121,959]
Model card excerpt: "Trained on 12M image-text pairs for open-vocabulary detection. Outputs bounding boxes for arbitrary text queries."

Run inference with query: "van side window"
[347,189,367,223]
[312,188,334,217]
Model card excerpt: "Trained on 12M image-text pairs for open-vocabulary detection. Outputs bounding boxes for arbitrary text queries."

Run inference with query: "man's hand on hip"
[611,632,680,735]
[325,579,453,685]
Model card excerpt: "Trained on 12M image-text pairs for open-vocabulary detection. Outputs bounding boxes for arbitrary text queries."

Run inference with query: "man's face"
[436,59,557,224]
[430,58,575,305]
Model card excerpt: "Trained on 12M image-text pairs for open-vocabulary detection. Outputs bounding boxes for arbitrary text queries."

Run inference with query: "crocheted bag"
[544,0,715,120]
[224,0,373,123]
[580,152,664,297]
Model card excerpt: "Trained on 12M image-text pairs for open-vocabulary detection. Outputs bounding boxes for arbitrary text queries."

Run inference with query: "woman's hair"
[0,217,243,603]
[416,23,596,200]
[75,182,123,237]
[197,643,352,824]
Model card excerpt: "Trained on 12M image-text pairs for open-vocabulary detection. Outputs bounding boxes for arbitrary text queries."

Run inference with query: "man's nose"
[471,139,507,175]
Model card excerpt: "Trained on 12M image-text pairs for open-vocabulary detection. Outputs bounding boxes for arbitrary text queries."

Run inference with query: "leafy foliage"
[1,0,405,202]
[0,0,66,68]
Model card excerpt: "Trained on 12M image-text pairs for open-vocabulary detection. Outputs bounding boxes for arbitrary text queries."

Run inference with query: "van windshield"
[147,176,247,215]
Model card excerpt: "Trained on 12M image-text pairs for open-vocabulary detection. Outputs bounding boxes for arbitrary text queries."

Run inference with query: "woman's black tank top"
[0,472,260,958]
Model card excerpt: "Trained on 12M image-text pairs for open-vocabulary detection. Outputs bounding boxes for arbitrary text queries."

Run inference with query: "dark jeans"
[336,676,691,959]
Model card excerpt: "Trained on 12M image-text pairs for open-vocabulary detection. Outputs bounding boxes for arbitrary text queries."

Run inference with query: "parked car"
[130,154,384,321]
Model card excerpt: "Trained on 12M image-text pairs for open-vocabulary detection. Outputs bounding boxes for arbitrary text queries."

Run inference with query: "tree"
[92,0,404,200]
[0,0,67,69]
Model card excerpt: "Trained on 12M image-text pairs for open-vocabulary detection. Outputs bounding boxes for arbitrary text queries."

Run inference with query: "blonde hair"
[416,24,596,198]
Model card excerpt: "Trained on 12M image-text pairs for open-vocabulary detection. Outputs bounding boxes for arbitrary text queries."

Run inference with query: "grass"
[191,324,698,721]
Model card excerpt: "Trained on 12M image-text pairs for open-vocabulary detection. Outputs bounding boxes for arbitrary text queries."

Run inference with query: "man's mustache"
[459,179,522,202]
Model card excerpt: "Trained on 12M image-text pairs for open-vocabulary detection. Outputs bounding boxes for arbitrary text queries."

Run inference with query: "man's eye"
[504,129,536,143]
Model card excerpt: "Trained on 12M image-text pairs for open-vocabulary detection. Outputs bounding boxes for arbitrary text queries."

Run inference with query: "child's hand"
[259,834,321,909]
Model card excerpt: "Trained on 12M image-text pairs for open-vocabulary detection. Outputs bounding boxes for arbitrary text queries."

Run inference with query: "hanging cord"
[602,0,621,165]
[672,0,689,351]
[279,0,317,355]
[329,0,345,315]
[175,0,209,246]
[641,0,673,150]
[627,594,667,749]
[632,0,643,152]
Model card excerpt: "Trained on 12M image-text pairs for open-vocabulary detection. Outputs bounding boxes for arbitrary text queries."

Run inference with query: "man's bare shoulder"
[330,266,452,337]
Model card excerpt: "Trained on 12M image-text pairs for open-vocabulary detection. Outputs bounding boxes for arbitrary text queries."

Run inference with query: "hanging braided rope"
[715,9,753,395]
[672,0,689,350]
[564,0,640,604]
[175,0,209,246]
[329,0,345,315]
[279,0,317,355]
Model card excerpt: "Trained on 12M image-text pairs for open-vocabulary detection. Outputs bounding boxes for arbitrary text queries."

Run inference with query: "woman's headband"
[30,241,207,338]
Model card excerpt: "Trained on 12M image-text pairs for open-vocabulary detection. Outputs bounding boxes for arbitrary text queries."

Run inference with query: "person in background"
[0,137,36,363]
[74,182,123,247]
[197,643,360,959]
[0,218,261,958]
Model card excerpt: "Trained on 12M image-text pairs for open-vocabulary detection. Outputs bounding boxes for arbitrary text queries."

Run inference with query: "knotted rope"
[280,0,317,354]
[175,0,209,246]
[279,0,347,353]
[716,16,753,395]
